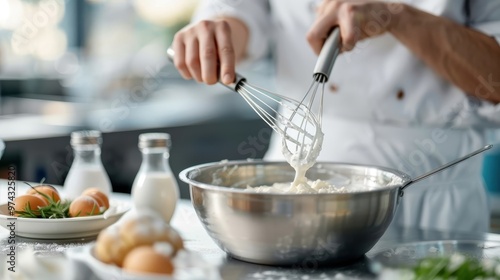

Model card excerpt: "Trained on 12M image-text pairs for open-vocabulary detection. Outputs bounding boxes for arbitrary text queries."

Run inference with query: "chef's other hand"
[307,0,402,53]
[172,19,235,85]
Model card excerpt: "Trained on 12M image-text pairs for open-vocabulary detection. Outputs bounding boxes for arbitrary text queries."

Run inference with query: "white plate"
[66,244,221,280]
[0,200,130,239]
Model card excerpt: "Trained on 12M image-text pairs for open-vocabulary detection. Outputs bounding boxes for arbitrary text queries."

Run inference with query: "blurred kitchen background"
[0,0,275,195]
[0,0,498,230]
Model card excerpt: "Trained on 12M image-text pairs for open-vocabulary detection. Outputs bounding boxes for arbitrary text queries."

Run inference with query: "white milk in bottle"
[64,131,112,200]
[131,133,179,223]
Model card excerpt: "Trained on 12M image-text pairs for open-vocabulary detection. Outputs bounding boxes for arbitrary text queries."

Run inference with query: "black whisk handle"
[227,73,247,91]
[166,47,246,92]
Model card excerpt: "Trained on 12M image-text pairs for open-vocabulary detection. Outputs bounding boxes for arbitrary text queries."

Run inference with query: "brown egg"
[27,185,61,204]
[14,195,48,216]
[82,188,109,209]
[69,195,100,217]
[122,246,174,275]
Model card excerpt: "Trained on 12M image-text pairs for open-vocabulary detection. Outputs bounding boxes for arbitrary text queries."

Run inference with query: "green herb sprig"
[410,254,500,280]
[14,182,71,219]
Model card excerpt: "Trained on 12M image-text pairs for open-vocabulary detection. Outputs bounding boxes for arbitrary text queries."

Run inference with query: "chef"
[171,0,500,233]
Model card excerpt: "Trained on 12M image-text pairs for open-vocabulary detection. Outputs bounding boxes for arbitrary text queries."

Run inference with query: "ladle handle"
[166,47,246,92]
[401,145,493,191]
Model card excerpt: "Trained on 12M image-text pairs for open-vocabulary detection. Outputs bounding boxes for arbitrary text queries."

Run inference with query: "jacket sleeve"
[466,0,500,124]
[191,0,271,61]
[468,0,500,44]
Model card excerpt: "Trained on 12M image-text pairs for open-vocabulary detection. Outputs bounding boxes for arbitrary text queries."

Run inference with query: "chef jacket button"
[397,90,405,100]
[329,84,338,93]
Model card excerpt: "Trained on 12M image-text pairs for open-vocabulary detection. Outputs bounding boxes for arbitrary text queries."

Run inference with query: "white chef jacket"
[194,0,500,233]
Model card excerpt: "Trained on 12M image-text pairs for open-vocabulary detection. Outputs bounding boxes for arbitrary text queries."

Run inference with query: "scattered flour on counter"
[247,270,353,280]
[0,241,88,256]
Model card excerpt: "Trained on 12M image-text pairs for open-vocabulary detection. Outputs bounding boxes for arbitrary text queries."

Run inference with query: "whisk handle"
[166,47,246,92]
[313,28,341,83]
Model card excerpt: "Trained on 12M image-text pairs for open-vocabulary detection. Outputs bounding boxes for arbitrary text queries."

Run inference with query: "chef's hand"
[172,18,248,85]
[307,0,401,53]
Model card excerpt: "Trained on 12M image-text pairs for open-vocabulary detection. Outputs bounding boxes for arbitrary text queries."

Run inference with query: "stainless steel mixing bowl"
[179,146,491,265]
[179,161,410,265]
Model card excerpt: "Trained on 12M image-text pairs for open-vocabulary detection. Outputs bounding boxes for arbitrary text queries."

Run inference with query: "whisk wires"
[237,81,319,147]
[286,77,325,161]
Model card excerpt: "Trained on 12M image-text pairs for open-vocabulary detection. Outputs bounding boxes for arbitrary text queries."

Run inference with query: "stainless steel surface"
[180,161,410,265]
[1,193,500,279]
[400,144,493,191]
[313,28,341,83]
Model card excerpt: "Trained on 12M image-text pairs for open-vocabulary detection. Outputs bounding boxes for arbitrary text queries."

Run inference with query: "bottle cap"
[70,130,102,146]
[138,133,171,149]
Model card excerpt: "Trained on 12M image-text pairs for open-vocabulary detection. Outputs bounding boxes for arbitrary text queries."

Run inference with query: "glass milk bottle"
[131,133,179,223]
[64,131,112,200]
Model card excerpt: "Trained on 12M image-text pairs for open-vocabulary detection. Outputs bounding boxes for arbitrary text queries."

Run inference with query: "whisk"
[166,30,340,165]
[283,28,341,167]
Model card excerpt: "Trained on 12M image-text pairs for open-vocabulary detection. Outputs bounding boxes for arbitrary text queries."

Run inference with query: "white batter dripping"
[246,114,380,194]
[246,124,331,194]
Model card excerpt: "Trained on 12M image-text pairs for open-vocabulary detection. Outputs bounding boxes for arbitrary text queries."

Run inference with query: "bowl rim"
[178,160,412,196]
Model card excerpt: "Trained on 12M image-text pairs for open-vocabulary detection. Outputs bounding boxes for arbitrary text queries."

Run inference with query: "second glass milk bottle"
[131,133,179,223]
[64,130,112,200]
